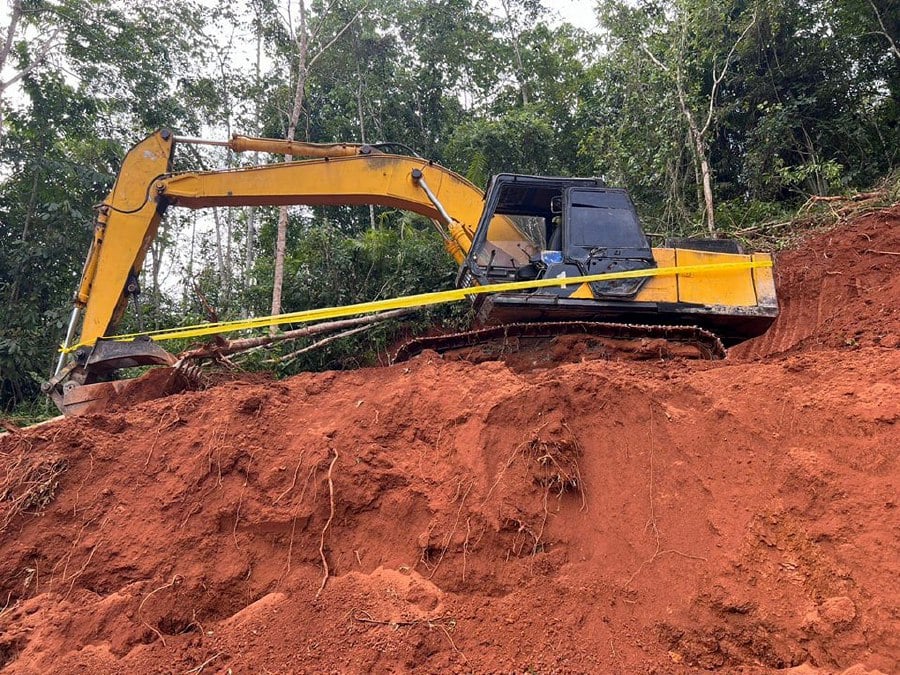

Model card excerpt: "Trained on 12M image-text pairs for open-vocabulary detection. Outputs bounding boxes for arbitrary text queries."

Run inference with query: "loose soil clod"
[0,206,898,673]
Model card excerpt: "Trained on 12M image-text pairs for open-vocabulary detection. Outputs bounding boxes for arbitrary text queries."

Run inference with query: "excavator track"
[392,321,727,364]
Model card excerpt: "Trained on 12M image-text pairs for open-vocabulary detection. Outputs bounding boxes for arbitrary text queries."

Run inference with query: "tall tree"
[270,0,365,321]
[0,0,64,142]
[639,3,756,235]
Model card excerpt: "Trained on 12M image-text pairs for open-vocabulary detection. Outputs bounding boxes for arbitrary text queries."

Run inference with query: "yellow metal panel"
[78,131,173,346]
[634,248,679,302]
[109,132,173,211]
[676,249,758,306]
[751,253,778,306]
[569,282,594,299]
[161,155,526,266]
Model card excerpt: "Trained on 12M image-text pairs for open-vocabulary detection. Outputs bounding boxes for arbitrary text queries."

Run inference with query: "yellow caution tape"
[61,259,773,353]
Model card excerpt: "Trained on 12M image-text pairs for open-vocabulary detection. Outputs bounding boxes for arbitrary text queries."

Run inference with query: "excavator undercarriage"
[393,321,726,364]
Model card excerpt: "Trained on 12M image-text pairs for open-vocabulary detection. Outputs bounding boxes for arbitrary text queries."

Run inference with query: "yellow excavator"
[44,129,778,414]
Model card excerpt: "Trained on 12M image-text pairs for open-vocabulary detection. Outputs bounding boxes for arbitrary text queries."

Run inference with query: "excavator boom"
[72,129,523,350]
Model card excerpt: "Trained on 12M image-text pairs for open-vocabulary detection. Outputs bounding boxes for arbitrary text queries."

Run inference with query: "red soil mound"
[732,206,900,358]
[1,208,898,673]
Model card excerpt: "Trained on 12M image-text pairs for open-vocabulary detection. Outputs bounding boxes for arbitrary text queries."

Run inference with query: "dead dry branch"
[734,178,899,248]
[178,308,414,364]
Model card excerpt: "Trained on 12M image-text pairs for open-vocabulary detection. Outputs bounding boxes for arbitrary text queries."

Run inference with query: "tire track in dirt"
[732,205,899,360]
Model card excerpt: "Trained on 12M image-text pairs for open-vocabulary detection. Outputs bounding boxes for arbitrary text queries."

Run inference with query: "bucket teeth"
[175,361,207,389]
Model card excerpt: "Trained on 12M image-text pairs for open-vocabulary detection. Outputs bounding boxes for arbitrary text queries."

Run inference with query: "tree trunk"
[270,2,363,321]
[151,234,163,323]
[355,61,376,230]
[698,153,716,236]
[0,2,62,146]
[186,212,197,307]
[212,206,227,289]
[0,0,23,145]
[271,0,309,324]
[243,22,263,316]
[499,0,529,105]
[679,95,716,236]
[7,171,39,307]
[243,206,257,311]
[641,14,755,238]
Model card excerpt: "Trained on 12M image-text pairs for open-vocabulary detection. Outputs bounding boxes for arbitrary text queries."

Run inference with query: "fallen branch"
[265,320,389,365]
[1,419,20,434]
[191,280,219,323]
[177,308,415,363]
[733,219,798,235]
[801,191,882,208]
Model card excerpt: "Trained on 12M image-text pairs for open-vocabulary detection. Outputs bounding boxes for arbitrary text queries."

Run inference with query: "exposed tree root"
[138,574,184,647]
[183,651,224,675]
[428,479,473,580]
[315,449,339,600]
[623,406,706,592]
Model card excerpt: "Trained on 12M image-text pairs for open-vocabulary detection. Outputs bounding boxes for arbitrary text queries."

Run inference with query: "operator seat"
[548,225,562,251]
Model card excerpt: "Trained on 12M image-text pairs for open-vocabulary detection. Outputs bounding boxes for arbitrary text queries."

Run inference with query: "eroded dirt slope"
[732,206,899,358]
[1,208,898,674]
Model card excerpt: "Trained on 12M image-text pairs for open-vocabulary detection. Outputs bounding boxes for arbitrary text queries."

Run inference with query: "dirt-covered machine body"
[461,174,777,345]
[46,130,778,414]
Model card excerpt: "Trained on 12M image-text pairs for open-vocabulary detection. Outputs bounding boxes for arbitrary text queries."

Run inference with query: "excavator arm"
[47,129,523,412]
[71,129,523,352]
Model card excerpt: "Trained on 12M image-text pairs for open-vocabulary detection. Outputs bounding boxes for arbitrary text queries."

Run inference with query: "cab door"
[562,187,656,297]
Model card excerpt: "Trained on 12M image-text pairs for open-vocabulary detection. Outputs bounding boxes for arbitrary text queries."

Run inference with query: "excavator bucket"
[49,339,177,415]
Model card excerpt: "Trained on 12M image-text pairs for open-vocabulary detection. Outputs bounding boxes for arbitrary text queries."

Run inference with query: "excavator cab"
[461,174,778,345]
[462,173,657,293]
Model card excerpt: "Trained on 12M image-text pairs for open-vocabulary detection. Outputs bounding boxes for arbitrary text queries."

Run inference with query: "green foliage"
[446,107,557,180]
[775,158,845,196]
[0,72,111,407]
[250,216,454,314]
[714,199,792,234]
[586,0,898,231]
[0,0,209,410]
[241,216,458,372]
